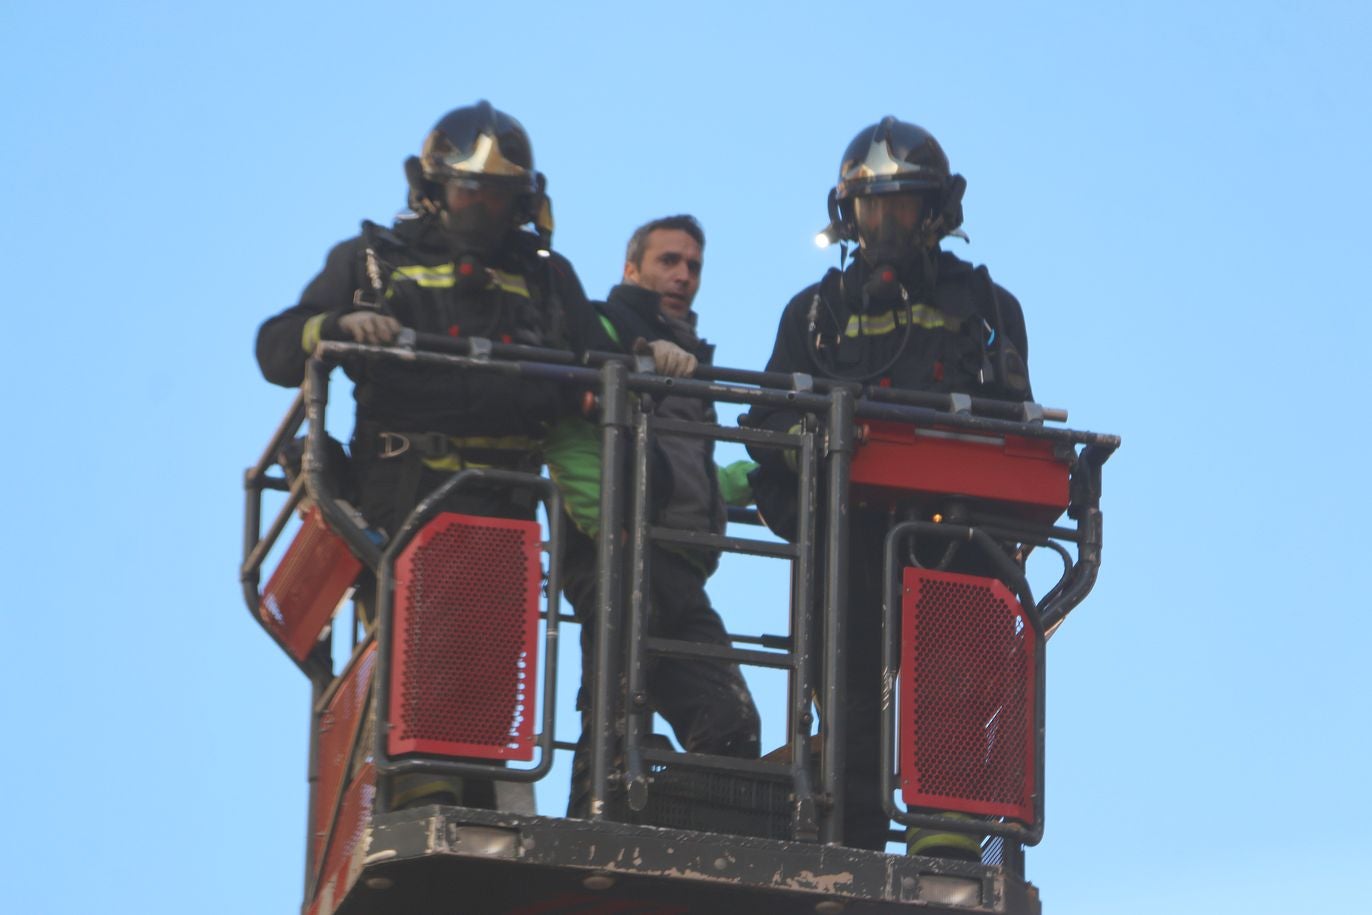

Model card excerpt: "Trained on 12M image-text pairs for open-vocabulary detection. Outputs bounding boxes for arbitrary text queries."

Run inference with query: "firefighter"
[743,117,1033,857]
[545,215,762,818]
[256,101,600,807]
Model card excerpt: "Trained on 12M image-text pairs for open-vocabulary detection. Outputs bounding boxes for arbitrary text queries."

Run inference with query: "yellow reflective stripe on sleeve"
[843,304,959,338]
[302,313,328,353]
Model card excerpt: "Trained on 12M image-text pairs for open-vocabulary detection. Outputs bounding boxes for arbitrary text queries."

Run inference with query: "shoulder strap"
[355,221,399,310]
[973,265,1030,399]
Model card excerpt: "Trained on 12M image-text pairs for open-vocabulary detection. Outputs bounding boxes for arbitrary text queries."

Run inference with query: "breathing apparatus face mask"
[853,191,937,270]
[439,178,519,259]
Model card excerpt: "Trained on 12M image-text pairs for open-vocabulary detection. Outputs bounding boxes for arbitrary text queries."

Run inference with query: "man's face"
[624,228,703,320]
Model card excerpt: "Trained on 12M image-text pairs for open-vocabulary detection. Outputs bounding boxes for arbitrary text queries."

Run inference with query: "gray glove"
[634,337,698,377]
[338,311,403,345]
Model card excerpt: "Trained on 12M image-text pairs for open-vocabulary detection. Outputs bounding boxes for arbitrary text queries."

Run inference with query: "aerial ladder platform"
[241,334,1118,914]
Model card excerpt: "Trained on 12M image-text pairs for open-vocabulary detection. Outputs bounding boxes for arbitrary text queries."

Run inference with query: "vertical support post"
[590,361,629,820]
[789,424,820,840]
[820,388,855,845]
[624,410,653,810]
[303,675,325,903]
[303,358,379,572]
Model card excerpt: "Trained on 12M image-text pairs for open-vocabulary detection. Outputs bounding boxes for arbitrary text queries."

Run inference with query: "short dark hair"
[624,214,705,268]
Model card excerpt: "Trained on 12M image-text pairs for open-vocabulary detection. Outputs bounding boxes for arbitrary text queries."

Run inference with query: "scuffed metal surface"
[339,806,1038,914]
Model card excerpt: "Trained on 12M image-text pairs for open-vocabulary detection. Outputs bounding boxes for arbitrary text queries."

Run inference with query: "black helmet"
[420,100,539,194]
[405,101,553,251]
[825,116,966,256]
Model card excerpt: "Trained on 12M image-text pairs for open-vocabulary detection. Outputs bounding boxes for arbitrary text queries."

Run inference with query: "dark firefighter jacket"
[742,251,1032,538]
[545,284,752,574]
[256,215,599,453]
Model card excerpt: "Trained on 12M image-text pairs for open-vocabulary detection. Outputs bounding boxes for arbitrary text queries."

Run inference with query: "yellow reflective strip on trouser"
[390,774,464,807]
[843,304,956,338]
[906,812,985,857]
[418,434,540,471]
[301,313,328,352]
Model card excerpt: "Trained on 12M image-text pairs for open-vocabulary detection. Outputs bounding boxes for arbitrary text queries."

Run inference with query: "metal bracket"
[468,337,493,361]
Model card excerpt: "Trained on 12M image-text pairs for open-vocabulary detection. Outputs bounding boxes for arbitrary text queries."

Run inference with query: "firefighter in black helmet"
[744,117,1034,857]
[256,101,601,809]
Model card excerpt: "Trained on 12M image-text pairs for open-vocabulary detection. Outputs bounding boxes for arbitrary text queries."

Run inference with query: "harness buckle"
[378,431,410,459]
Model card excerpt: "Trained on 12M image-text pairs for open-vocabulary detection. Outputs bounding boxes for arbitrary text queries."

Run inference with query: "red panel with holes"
[899,567,1037,822]
[259,506,362,663]
[850,421,1070,523]
[388,512,541,761]
[311,643,376,881]
[306,764,375,915]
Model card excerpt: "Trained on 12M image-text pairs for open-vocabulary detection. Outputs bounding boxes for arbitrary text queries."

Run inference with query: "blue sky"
[3,2,1370,912]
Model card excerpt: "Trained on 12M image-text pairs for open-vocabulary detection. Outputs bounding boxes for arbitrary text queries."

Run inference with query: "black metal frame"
[617,405,824,839]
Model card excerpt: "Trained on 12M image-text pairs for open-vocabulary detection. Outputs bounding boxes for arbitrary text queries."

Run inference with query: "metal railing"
[241,333,1119,863]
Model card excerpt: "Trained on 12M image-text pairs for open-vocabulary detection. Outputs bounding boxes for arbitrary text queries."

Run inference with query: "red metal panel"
[259,506,363,663]
[850,421,1070,522]
[388,512,541,761]
[311,643,376,881]
[899,567,1037,822]
[307,765,375,915]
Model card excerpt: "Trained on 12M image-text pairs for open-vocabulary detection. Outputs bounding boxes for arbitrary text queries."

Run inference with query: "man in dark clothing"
[743,118,1033,855]
[547,215,761,818]
[256,101,599,807]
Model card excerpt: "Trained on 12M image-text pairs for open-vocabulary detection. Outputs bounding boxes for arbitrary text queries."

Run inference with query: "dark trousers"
[834,518,895,850]
[356,455,536,535]
[562,526,761,816]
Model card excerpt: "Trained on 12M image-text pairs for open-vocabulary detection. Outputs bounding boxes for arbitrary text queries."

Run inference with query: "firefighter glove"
[635,338,698,377]
[339,311,403,345]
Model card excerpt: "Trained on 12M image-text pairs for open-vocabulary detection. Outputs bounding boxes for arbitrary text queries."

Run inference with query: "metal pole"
[590,361,629,820]
[624,410,653,811]
[302,359,380,570]
[821,388,855,845]
[789,423,820,841]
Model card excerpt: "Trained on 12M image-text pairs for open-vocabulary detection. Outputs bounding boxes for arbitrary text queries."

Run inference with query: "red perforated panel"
[900,568,1037,822]
[259,506,362,663]
[308,765,375,915]
[311,643,376,881]
[388,512,541,761]
[851,422,1070,522]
